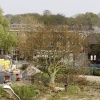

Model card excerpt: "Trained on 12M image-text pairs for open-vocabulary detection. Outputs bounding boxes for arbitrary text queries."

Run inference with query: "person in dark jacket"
[64,80,68,92]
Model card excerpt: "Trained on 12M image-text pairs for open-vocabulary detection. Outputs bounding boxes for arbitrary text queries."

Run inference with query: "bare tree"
[17,25,88,88]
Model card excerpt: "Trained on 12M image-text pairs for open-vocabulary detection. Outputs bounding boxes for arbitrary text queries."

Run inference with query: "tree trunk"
[49,73,56,88]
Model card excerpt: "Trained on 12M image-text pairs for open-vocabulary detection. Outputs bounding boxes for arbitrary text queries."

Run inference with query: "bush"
[56,73,67,84]
[74,77,89,85]
[20,64,28,70]
[93,68,100,76]
[12,85,40,100]
[58,67,88,75]
[56,73,89,86]
[30,73,50,87]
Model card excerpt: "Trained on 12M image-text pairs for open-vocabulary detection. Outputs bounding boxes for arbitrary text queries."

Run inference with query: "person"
[64,80,68,92]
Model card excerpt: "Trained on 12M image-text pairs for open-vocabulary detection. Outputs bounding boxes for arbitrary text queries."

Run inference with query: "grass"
[0,85,40,100]
[12,85,40,100]
[0,80,100,100]
[43,84,100,100]
[67,85,80,94]
[0,86,7,99]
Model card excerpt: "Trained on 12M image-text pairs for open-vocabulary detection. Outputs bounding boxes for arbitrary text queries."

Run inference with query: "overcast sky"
[0,0,100,17]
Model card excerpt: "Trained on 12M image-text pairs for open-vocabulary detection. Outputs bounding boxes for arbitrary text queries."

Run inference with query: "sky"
[0,0,100,17]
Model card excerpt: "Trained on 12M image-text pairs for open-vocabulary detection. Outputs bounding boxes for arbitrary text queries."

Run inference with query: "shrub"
[56,73,89,86]
[93,68,100,76]
[12,85,40,100]
[75,77,89,85]
[56,74,67,83]
[30,73,49,87]
[20,64,28,70]
[58,67,88,75]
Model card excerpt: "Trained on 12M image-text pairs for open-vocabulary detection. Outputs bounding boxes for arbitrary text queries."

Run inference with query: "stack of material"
[25,66,42,81]
[0,72,4,84]
[4,72,11,83]
[13,69,21,81]
[0,69,21,84]
[0,59,10,70]
[26,66,42,76]
[0,65,3,72]
[10,72,16,82]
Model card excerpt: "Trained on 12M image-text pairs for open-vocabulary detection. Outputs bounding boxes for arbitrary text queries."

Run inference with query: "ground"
[79,75,100,84]
[34,75,100,100]
[1,75,100,100]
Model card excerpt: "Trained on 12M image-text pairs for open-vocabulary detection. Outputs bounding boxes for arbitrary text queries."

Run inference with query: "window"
[90,55,96,61]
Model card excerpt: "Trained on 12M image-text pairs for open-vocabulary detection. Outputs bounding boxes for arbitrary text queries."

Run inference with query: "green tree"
[0,8,17,54]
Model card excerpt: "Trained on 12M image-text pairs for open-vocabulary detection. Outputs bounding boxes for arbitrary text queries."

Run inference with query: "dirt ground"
[79,75,100,84]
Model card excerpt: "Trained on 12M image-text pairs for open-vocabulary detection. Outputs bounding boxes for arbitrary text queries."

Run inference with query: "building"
[8,24,100,67]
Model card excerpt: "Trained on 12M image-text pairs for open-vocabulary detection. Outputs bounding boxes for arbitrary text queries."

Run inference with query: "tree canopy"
[17,25,88,87]
[0,8,17,54]
[5,11,100,27]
